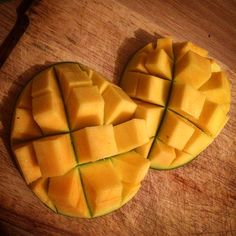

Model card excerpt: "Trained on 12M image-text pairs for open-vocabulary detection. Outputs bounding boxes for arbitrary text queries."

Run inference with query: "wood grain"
[0,0,235,235]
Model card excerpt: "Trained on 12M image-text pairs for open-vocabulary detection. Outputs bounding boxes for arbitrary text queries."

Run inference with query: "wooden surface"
[0,0,236,235]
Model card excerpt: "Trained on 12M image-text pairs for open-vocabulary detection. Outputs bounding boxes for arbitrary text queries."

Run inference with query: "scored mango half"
[120,37,230,170]
[11,62,150,218]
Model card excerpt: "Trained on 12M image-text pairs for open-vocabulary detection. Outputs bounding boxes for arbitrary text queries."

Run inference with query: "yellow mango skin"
[135,137,154,159]
[30,178,56,212]
[11,108,42,141]
[184,128,213,156]
[145,49,173,80]
[55,63,92,102]
[149,139,176,169]
[80,160,122,217]
[90,71,110,94]
[134,100,164,138]
[33,134,76,177]
[13,143,42,184]
[114,119,149,154]
[174,51,211,89]
[32,92,69,135]
[174,41,208,62]
[156,37,174,60]
[169,83,206,120]
[199,72,231,106]
[158,111,195,151]
[102,85,137,125]
[67,86,104,130]
[72,125,118,163]
[32,68,60,98]
[112,151,150,184]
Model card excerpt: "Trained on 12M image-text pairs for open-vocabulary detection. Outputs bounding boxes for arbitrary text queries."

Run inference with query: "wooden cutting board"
[0,0,235,235]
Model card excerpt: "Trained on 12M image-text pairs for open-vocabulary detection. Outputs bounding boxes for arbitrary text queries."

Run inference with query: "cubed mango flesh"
[174,51,211,89]
[90,72,110,94]
[17,82,32,109]
[135,137,154,159]
[156,37,174,59]
[122,182,141,205]
[127,52,148,73]
[66,86,104,130]
[112,151,150,184]
[13,143,42,184]
[114,119,149,154]
[169,150,194,169]
[72,125,118,163]
[33,134,76,177]
[145,49,173,80]
[102,85,137,125]
[158,111,195,150]
[149,139,176,169]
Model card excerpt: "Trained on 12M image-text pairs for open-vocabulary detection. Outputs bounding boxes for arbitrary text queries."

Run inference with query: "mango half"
[120,38,230,170]
[11,62,150,218]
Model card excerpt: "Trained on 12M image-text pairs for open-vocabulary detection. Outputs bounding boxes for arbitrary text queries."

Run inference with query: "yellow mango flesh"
[149,140,176,169]
[156,37,174,59]
[55,63,92,102]
[32,92,68,134]
[145,49,173,80]
[17,82,32,109]
[114,119,149,154]
[135,137,154,158]
[11,108,42,141]
[169,83,206,120]
[33,134,76,177]
[127,52,148,73]
[102,85,137,125]
[80,160,122,216]
[90,71,110,93]
[134,100,164,137]
[13,143,42,184]
[199,71,231,105]
[30,178,56,212]
[122,182,141,205]
[169,150,194,169]
[67,86,104,130]
[112,151,150,184]
[174,51,211,89]
[72,125,118,163]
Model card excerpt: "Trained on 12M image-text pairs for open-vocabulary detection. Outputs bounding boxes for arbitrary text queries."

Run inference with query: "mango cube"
[32,68,60,97]
[127,52,148,73]
[169,83,206,120]
[174,51,211,89]
[139,42,154,54]
[80,160,122,216]
[122,183,141,205]
[158,111,195,150]
[114,119,149,154]
[149,139,176,169]
[194,100,227,136]
[170,150,194,168]
[136,73,171,106]
[145,49,173,80]
[48,168,80,208]
[210,59,221,72]
[13,143,42,184]
[112,151,150,184]
[184,128,213,156]
[32,92,68,134]
[120,71,139,97]
[17,82,32,109]
[91,72,110,93]
[55,63,92,102]
[11,108,42,141]
[156,37,174,59]
[33,134,76,177]
[67,86,104,130]
[72,125,118,163]
[103,85,137,125]
[174,41,208,62]
[135,137,154,158]
[134,100,164,137]
[199,72,231,105]
[30,178,56,211]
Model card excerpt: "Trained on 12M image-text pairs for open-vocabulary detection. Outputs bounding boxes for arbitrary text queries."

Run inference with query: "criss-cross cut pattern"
[11,62,150,218]
[120,38,230,169]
